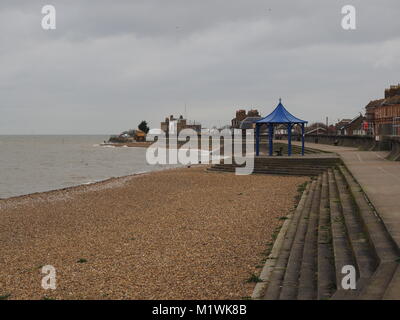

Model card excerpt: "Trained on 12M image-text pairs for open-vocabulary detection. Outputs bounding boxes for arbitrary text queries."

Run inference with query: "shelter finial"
[279,97,282,103]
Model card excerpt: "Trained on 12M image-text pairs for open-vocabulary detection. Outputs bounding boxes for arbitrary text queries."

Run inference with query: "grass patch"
[245,274,262,283]
[77,258,88,263]
[294,181,308,204]
[260,257,267,264]
[262,247,272,257]
[297,182,308,193]
[42,296,55,300]
[0,293,11,300]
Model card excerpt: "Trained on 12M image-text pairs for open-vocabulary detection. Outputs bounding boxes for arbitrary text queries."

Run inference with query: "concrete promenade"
[285,140,400,248]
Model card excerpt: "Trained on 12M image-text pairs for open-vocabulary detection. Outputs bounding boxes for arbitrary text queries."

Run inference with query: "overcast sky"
[1,0,400,134]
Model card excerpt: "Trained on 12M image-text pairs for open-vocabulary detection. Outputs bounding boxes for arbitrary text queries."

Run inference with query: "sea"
[0,135,183,199]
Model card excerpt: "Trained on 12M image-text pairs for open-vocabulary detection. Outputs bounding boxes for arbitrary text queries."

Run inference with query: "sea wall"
[302,135,376,150]
[279,134,394,152]
[386,136,400,161]
[300,134,400,161]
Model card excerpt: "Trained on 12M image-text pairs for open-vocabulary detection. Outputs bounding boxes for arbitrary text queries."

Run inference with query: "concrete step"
[210,169,329,175]
[268,148,322,155]
[263,181,312,300]
[317,171,336,300]
[279,180,317,299]
[333,168,378,281]
[214,164,335,170]
[220,161,340,168]
[327,169,357,297]
[253,159,338,163]
[208,167,323,174]
[338,165,399,264]
[358,262,398,299]
[211,166,328,173]
[260,164,400,300]
[383,264,400,299]
[207,167,323,176]
[210,163,334,172]
[217,160,338,165]
[219,158,339,164]
[337,165,400,299]
[297,175,322,300]
[258,143,324,155]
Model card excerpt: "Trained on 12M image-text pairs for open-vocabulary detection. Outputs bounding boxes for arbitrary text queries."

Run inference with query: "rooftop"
[255,100,307,124]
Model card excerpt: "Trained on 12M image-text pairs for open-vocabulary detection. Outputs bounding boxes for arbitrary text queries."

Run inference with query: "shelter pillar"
[268,124,273,156]
[255,124,260,156]
[301,123,305,156]
[287,123,292,156]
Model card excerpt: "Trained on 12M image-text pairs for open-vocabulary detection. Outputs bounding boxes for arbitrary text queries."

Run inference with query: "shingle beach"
[0,166,307,300]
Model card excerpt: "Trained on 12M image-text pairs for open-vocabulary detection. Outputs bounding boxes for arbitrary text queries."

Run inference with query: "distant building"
[342,114,366,136]
[306,127,328,135]
[335,119,351,135]
[365,84,400,138]
[231,109,261,129]
[365,99,383,136]
[231,110,246,128]
[305,123,328,136]
[274,123,300,135]
[160,115,201,134]
[239,116,263,130]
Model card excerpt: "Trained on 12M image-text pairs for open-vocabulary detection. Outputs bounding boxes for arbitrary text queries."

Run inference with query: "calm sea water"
[0,135,182,199]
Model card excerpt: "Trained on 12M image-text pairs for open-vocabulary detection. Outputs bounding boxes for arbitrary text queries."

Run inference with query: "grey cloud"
[0,0,399,134]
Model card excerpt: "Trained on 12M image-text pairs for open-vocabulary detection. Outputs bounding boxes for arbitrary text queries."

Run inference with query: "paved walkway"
[279,140,400,248]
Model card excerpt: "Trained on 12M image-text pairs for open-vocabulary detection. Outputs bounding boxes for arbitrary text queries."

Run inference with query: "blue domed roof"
[255,100,307,124]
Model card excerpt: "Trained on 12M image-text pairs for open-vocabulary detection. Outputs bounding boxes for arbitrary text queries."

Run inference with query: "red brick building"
[365,84,400,138]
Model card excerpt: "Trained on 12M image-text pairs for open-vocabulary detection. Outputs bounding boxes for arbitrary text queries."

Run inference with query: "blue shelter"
[254,99,307,156]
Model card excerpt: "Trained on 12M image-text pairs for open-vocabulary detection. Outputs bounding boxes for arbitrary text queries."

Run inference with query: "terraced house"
[365,84,400,138]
